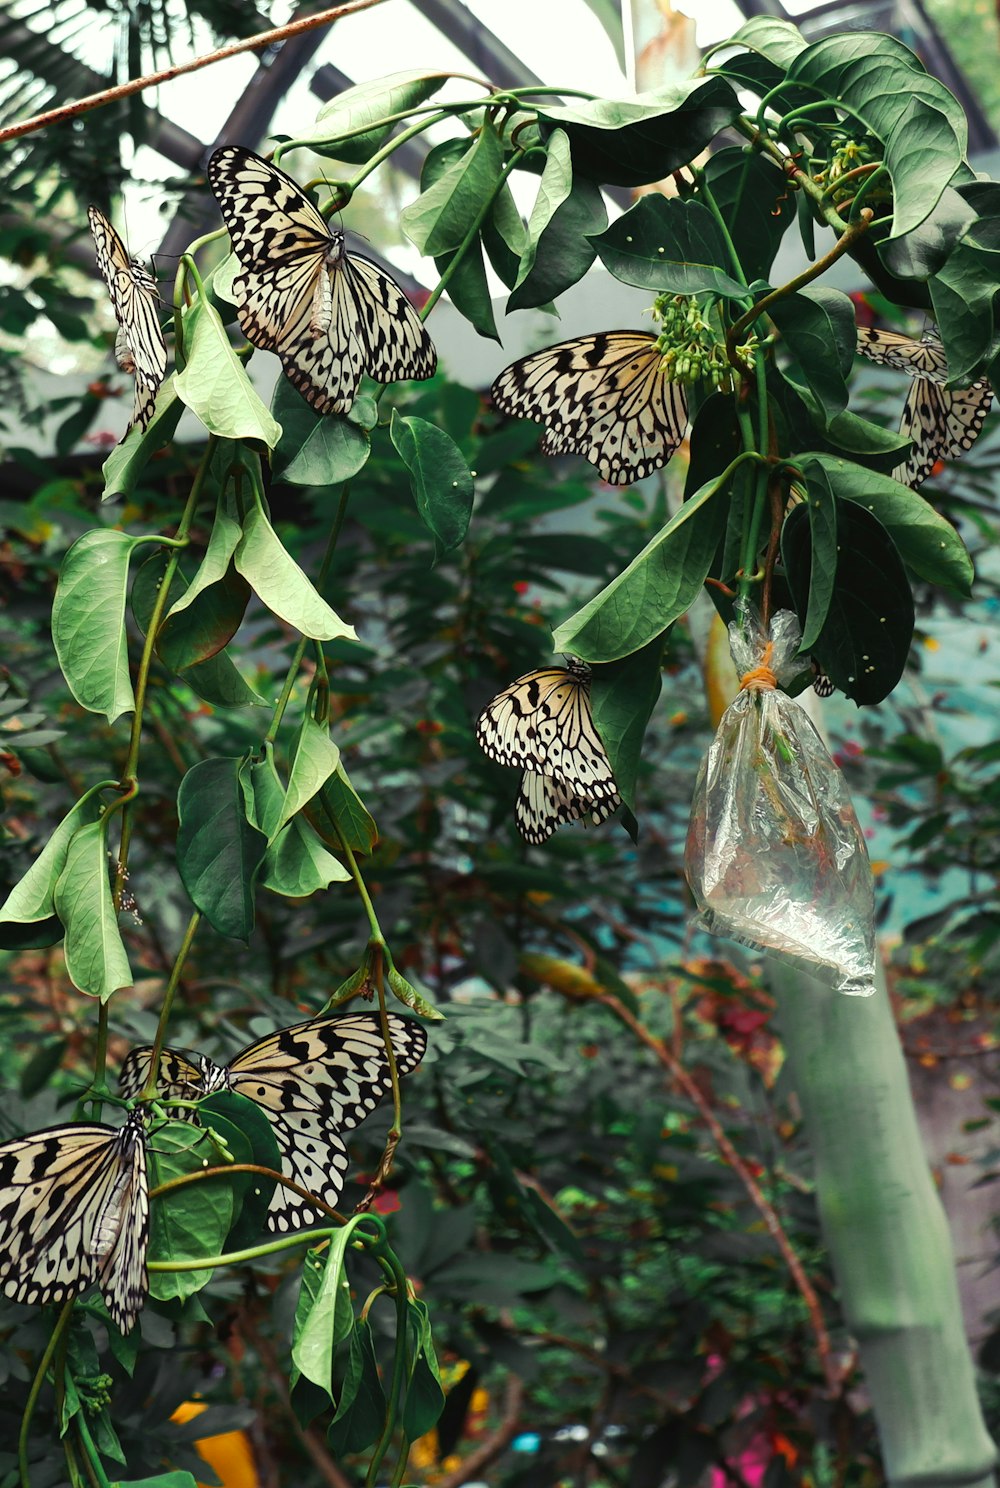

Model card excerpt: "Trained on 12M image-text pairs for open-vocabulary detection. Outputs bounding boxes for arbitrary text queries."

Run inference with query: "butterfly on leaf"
[88,206,167,436]
[119,1012,427,1232]
[491,331,689,485]
[856,325,992,488]
[0,1108,149,1332]
[206,146,437,414]
[476,661,621,844]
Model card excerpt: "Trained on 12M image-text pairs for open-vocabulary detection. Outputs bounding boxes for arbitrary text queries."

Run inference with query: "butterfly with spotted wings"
[0,1107,149,1332]
[476,661,621,844]
[856,325,992,488]
[206,146,437,415]
[119,1012,426,1232]
[491,331,689,486]
[88,206,167,436]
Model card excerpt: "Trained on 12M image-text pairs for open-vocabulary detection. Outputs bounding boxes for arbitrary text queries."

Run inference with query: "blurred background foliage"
[1,2,1000,1483]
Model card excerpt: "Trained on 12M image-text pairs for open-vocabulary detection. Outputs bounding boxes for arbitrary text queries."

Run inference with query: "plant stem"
[343,109,469,190]
[0,0,390,144]
[74,1414,112,1488]
[19,1298,75,1488]
[138,910,201,1099]
[365,1245,411,1488]
[148,1162,345,1223]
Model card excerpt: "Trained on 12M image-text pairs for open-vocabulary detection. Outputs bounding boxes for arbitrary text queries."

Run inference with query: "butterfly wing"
[226,1012,428,1231]
[340,253,437,385]
[119,1046,210,1112]
[93,1110,149,1333]
[855,325,948,383]
[516,772,621,845]
[895,374,992,488]
[492,331,688,484]
[476,665,617,798]
[88,205,166,433]
[0,1120,147,1324]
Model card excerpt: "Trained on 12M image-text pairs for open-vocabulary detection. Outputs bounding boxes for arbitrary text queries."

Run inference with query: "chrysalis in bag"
[684,606,877,996]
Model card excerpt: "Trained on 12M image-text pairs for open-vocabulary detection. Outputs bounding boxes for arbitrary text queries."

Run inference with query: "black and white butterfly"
[119,1012,427,1232]
[0,1108,149,1332]
[811,661,836,698]
[491,331,689,485]
[856,325,992,488]
[88,206,167,436]
[206,146,437,415]
[476,662,620,843]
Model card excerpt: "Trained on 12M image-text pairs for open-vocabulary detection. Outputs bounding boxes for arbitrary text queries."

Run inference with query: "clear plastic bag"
[685,605,876,996]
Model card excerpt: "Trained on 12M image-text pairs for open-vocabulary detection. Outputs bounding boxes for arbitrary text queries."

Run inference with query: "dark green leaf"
[536,76,741,188]
[306,764,378,856]
[402,1298,445,1440]
[390,410,474,556]
[272,380,371,486]
[292,1220,365,1402]
[796,460,838,648]
[52,529,137,722]
[326,1319,386,1456]
[147,1119,235,1301]
[507,175,607,312]
[176,758,268,940]
[591,196,748,298]
[782,500,913,705]
[720,16,807,67]
[770,288,855,425]
[199,1090,280,1250]
[401,121,504,256]
[701,148,793,284]
[589,637,662,812]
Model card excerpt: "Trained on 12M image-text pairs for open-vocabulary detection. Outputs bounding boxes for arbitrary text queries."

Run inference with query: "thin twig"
[0,0,389,144]
[594,990,842,1395]
[434,1373,526,1488]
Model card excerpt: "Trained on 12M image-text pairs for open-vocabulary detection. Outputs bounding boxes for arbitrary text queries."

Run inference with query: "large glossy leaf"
[306,764,378,855]
[131,552,263,703]
[770,288,855,426]
[506,173,606,312]
[535,76,741,187]
[402,1298,445,1440]
[589,637,663,812]
[325,1319,386,1456]
[553,460,734,662]
[271,380,371,486]
[0,793,101,923]
[291,1220,365,1401]
[390,410,474,557]
[235,501,357,641]
[52,529,137,722]
[510,129,572,291]
[101,387,183,502]
[147,1120,235,1302]
[173,299,282,447]
[782,499,914,705]
[401,121,504,256]
[52,818,132,1000]
[795,459,838,648]
[260,816,352,897]
[420,138,499,341]
[176,757,268,940]
[796,452,973,594]
[281,716,342,830]
[309,70,448,163]
[718,16,807,67]
[701,148,794,284]
[591,196,748,298]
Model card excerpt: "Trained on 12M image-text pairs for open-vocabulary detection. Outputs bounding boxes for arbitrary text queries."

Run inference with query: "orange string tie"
[739,639,777,693]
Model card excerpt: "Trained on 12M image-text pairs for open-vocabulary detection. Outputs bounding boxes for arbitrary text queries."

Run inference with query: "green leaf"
[158,562,249,672]
[326,1319,386,1456]
[116,1474,199,1488]
[797,452,973,594]
[52,530,137,722]
[306,764,378,855]
[101,387,183,502]
[506,174,607,313]
[589,637,663,813]
[173,299,282,447]
[272,380,371,486]
[147,1120,234,1301]
[553,462,734,662]
[292,1219,365,1400]
[401,120,504,255]
[591,196,748,297]
[402,1298,445,1440]
[235,499,357,641]
[701,148,794,284]
[782,500,914,705]
[882,97,966,243]
[131,552,264,705]
[482,177,528,289]
[390,410,474,556]
[535,76,741,188]
[721,16,807,67]
[309,70,448,163]
[770,287,855,426]
[176,757,268,940]
[419,139,498,341]
[199,1090,280,1250]
[52,819,132,1001]
[260,815,352,897]
[931,233,1000,385]
[282,716,342,830]
[386,965,445,1021]
[163,496,243,628]
[0,794,101,923]
[796,460,838,648]
[512,129,573,292]
[240,750,286,840]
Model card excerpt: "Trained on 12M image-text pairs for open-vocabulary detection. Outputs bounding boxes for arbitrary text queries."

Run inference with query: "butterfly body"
[120,1012,427,1231]
[0,1107,149,1331]
[88,206,166,436]
[492,331,689,485]
[856,325,992,487]
[208,147,436,414]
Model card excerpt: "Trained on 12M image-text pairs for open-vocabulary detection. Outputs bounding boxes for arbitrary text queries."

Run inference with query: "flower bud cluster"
[652,293,754,390]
